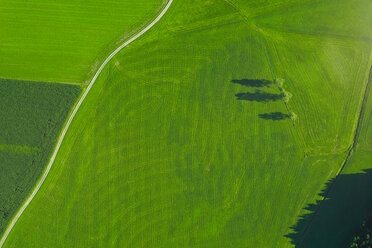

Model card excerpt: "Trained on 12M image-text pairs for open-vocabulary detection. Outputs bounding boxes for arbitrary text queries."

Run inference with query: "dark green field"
[0,79,81,234]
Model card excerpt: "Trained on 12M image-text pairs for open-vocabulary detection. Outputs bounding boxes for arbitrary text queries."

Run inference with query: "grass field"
[288,66,372,247]
[2,0,372,247]
[0,79,81,235]
[0,0,165,242]
[0,0,163,83]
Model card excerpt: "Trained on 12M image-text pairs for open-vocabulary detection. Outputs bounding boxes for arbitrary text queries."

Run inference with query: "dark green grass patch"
[0,79,81,234]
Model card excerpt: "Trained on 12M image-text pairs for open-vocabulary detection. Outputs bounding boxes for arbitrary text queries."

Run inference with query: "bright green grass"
[3,0,372,247]
[0,0,163,83]
[0,79,81,235]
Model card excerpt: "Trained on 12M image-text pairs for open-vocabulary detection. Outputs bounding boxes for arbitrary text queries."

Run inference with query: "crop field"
[0,0,163,83]
[0,79,81,235]
[1,0,372,247]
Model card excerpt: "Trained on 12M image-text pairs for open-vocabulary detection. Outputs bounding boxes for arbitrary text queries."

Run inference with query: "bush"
[290,112,298,121]
[274,78,285,88]
[283,91,293,103]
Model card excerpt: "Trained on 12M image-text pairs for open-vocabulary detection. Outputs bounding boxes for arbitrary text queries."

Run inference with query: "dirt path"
[0,1,173,247]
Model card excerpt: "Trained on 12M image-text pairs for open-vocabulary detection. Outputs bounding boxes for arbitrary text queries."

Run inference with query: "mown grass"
[3,0,372,247]
[0,79,81,235]
[0,0,163,83]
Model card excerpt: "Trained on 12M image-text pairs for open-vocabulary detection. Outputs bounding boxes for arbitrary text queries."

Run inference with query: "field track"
[0,0,173,246]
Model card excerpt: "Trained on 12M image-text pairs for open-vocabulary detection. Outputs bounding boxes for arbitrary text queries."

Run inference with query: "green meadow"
[2,0,371,247]
[288,67,372,247]
[0,0,165,241]
[0,0,163,83]
[0,79,81,235]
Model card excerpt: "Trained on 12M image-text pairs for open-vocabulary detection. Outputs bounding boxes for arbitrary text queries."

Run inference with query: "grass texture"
[2,0,372,247]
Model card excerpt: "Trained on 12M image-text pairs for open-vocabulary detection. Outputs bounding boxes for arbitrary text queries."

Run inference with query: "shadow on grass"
[258,112,290,120]
[285,169,372,248]
[235,90,283,102]
[232,79,272,88]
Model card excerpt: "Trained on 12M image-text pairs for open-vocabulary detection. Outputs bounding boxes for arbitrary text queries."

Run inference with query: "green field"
[288,67,372,247]
[1,0,372,247]
[0,0,163,83]
[0,79,81,235]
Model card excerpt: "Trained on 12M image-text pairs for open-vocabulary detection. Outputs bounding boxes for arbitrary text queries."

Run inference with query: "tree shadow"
[258,112,290,120]
[231,79,272,88]
[285,169,372,248]
[235,90,283,102]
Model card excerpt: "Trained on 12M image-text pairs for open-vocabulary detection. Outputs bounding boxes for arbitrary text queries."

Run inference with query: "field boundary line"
[296,48,372,245]
[0,0,173,246]
[0,77,84,86]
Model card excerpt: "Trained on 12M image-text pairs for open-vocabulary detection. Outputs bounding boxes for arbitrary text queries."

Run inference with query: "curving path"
[0,0,173,247]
